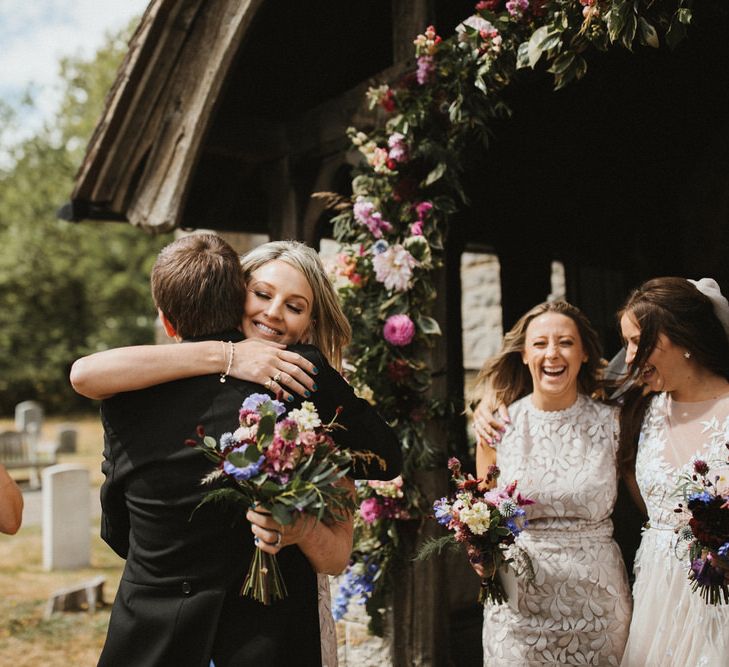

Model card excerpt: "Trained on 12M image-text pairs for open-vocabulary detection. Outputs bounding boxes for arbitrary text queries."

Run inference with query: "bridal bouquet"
[190,393,357,605]
[417,458,534,605]
[675,457,729,605]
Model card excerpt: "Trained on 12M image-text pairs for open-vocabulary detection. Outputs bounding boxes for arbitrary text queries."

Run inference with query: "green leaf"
[242,444,262,463]
[257,413,275,446]
[416,315,442,336]
[413,535,458,561]
[527,25,550,68]
[638,17,659,49]
[423,162,446,186]
[621,13,637,50]
[666,9,691,50]
[516,41,530,69]
[226,451,248,467]
[271,503,294,526]
[548,51,575,76]
[203,435,217,448]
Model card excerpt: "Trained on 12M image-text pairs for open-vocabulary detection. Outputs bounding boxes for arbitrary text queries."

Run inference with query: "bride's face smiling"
[242,260,314,346]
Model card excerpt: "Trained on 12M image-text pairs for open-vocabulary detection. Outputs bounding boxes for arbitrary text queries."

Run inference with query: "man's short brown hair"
[151,234,244,339]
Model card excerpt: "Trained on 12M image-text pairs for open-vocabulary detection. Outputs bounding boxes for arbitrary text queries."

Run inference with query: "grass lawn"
[0,414,124,666]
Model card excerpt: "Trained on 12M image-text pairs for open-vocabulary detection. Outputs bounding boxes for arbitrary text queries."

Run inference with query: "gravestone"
[42,464,90,570]
[56,425,78,454]
[14,400,43,434]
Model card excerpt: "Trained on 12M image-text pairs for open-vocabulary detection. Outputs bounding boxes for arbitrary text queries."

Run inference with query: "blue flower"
[433,498,452,526]
[688,491,713,505]
[223,450,265,481]
[371,239,389,255]
[718,542,729,559]
[219,432,236,449]
[241,393,287,416]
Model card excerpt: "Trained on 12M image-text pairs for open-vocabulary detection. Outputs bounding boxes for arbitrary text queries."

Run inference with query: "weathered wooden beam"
[125,0,264,232]
[392,0,433,62]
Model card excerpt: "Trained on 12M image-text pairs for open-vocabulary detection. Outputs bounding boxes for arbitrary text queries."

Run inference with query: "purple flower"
[383,314,416,346]
[416,55,435,85]
[691,557,725,587]
[718,542,729,559]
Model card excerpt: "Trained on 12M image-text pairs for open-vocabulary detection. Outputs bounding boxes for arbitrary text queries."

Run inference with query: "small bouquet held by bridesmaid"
[417,458,534,605]
[675,455,729,605]
[190,393,358,605]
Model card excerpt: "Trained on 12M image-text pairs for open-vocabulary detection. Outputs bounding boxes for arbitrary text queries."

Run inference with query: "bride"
[617,277,729,666]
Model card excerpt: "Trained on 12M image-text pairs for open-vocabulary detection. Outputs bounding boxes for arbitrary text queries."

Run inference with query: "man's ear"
[159,310,180,341]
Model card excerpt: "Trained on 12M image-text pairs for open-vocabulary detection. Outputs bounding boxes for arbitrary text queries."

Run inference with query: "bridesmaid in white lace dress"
[474,301,631,666]
[618,277,729,666]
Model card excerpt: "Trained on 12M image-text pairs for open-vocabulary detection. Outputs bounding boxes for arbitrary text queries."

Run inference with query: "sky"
[0,0,149,146]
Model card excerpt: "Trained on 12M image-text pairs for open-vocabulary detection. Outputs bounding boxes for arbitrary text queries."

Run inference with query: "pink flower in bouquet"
[384,314,416,346]
[409,221,424,236]
[353,198,393,239]
[372,244,417,292]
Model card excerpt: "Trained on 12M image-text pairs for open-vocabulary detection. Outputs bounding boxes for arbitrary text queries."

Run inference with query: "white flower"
[289,401,322,431]
[372,244,418,292]
[459,501,492,535]
[233,425,254,442]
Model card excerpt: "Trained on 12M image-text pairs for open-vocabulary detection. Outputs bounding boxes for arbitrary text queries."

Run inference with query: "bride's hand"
[247,505,314,555]
[473,400,510,447]
[229,339,318,402]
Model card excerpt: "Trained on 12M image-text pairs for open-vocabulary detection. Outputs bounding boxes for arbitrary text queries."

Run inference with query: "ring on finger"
[273,529,282,548]
[273,371,282,383]
[264,378,273,390]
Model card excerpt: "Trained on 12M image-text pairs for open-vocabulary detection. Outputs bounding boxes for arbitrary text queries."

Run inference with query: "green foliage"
[0,20,171,414]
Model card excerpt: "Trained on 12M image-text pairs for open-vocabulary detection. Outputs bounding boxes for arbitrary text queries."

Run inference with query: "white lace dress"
[482,394,632,666]
[620,393,729,667]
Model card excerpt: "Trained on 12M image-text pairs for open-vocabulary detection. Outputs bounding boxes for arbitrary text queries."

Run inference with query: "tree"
[0,21,171,414]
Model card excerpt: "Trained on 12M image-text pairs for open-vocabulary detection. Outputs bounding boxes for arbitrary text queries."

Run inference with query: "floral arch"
[327,0,694,630]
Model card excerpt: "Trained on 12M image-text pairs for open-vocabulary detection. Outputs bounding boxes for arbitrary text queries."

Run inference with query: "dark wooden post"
[388,266,450,666]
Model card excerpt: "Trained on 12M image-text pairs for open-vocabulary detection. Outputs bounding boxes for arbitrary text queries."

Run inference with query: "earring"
[684,351,691,359]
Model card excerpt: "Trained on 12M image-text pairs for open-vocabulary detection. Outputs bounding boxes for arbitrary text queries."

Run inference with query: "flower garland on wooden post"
[329,0,694,633]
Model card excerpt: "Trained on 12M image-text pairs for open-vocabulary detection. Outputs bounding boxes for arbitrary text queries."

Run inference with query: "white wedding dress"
[482,394,631,666]
[620,392,729,666]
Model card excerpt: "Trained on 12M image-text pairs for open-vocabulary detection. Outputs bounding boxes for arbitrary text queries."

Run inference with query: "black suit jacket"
[98,335,401,667]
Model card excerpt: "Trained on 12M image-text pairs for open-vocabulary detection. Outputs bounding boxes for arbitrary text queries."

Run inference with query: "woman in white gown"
[475,300,631,666]
[618,277,729,666]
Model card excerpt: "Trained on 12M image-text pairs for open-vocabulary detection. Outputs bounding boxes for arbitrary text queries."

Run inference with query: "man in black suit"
[98,234,264,666]
[95,234,401,666]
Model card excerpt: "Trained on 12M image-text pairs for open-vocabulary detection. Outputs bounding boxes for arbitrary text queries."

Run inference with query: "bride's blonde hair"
[240,241,352,371]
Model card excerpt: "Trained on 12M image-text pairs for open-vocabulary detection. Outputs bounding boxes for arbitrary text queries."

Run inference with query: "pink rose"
[383,314,416,346]
[359,497,383,524]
